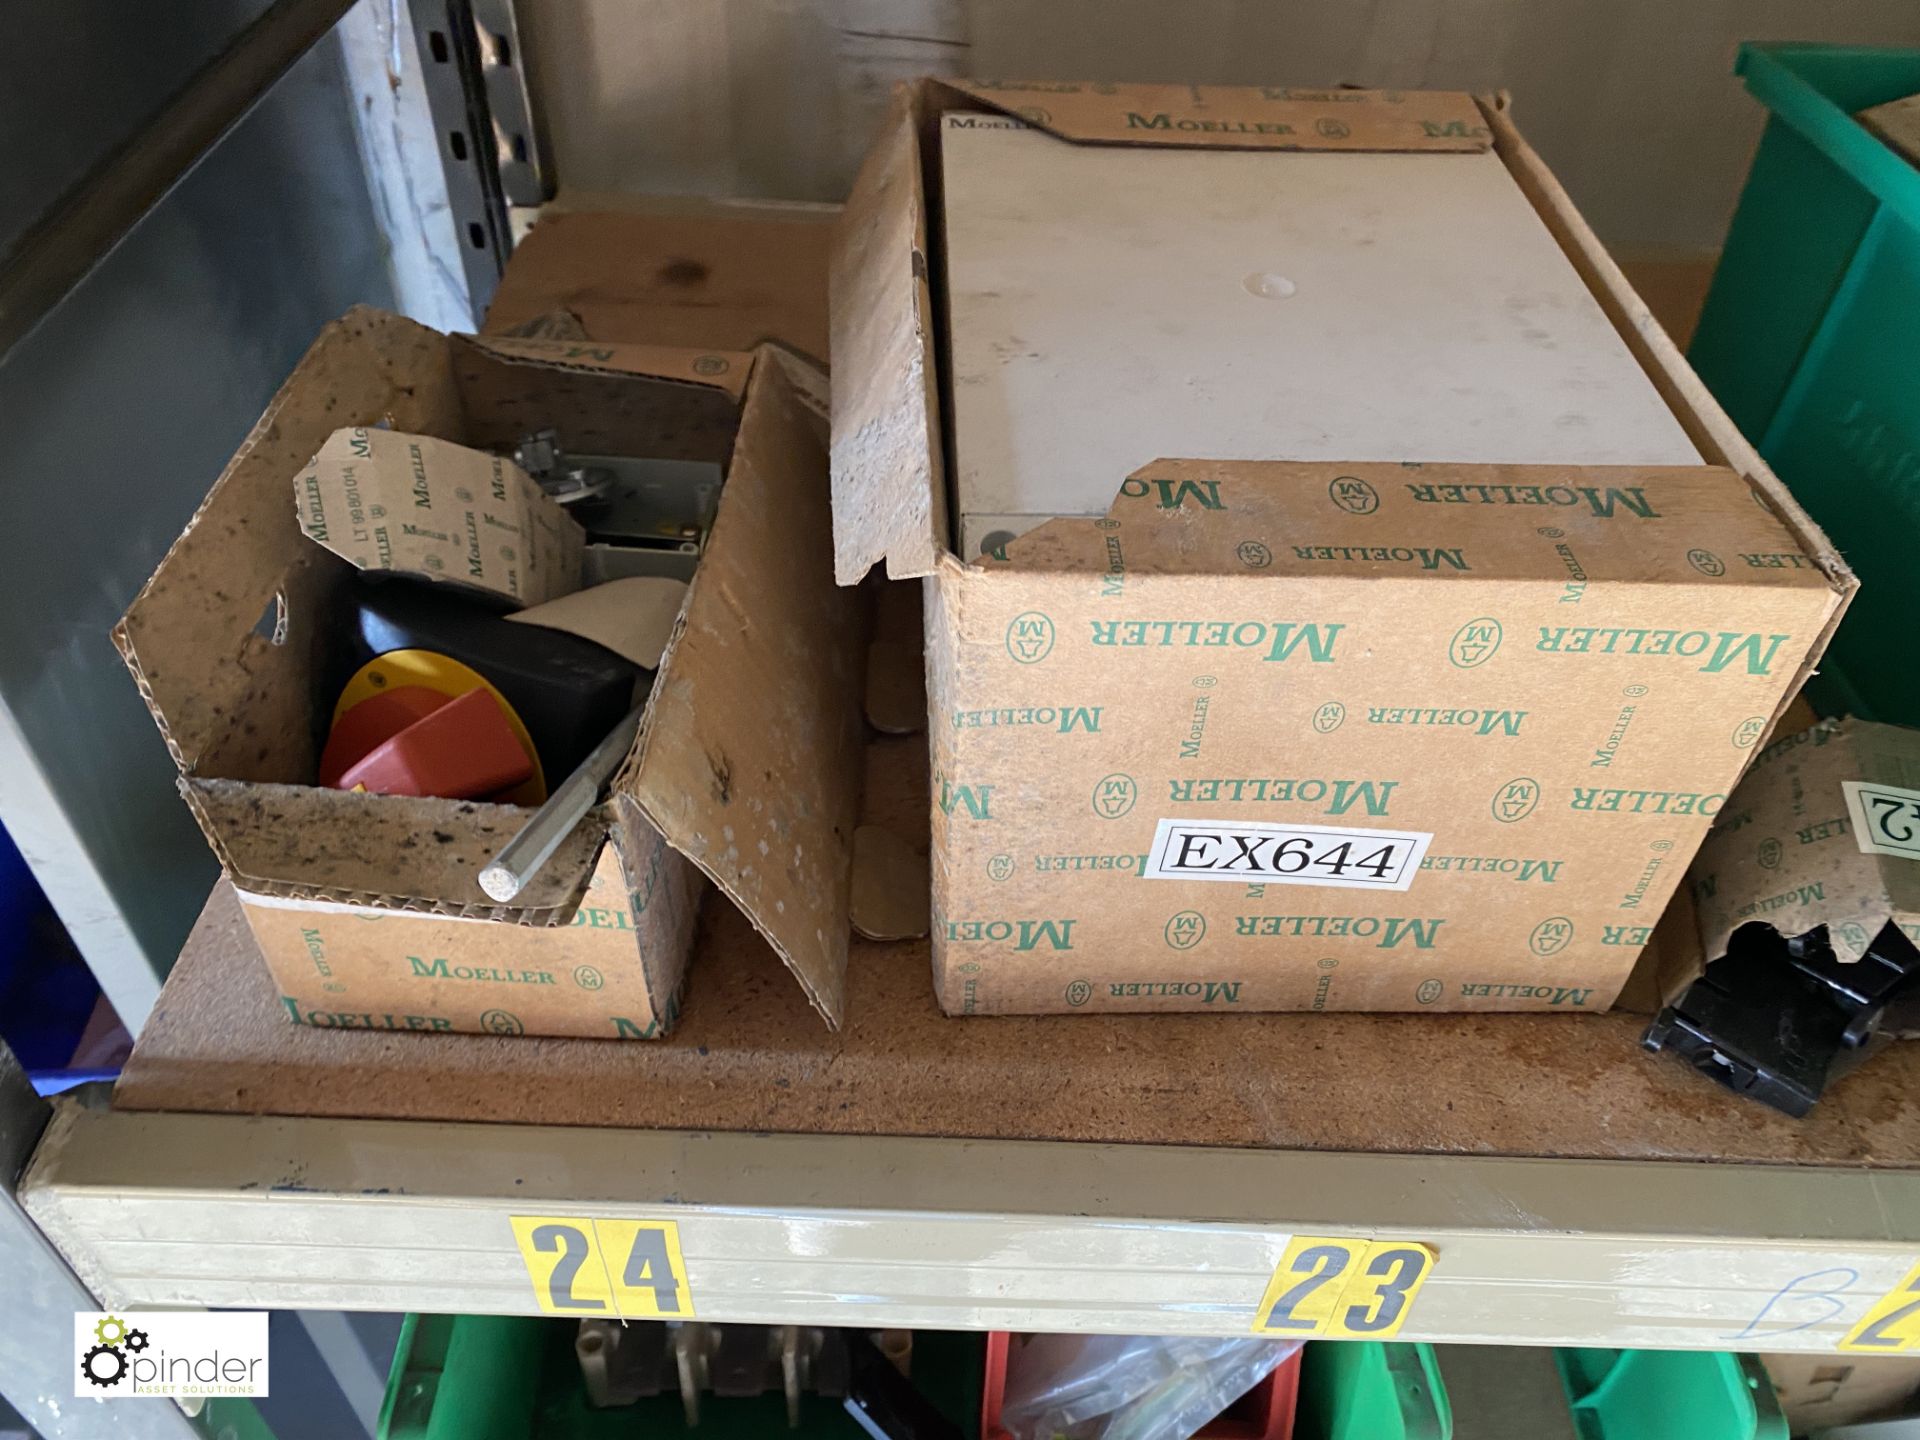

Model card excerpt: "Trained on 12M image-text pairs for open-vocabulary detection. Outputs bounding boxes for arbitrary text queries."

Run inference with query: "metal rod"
[0,0,355,360]
[479,704,644,902]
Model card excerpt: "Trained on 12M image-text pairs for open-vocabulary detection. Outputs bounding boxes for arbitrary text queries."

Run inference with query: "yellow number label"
[510,1217,694,1319]
[1840,1262,1920,1353]
[1253,1236,1436,1339]
[595,1219,695,1318]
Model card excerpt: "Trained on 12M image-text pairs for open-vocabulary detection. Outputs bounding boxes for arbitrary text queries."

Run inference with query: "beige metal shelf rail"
[22,1100,1920,1354]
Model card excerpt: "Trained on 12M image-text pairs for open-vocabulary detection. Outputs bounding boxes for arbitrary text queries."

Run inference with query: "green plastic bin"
[1689,43,1920,723]
[1297,1342,1451,1440]
[1295,1342,1787,1440]
[1557,1349,1788,1440]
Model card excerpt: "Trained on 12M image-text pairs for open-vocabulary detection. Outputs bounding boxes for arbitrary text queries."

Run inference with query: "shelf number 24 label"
[509,1216,694,1318]
[1252,1236,1437,1339]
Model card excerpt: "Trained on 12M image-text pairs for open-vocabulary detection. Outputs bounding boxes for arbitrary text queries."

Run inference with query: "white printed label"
[1144,818,1433,890]
[1843,781,1920,861]
[76,1311,269,1398]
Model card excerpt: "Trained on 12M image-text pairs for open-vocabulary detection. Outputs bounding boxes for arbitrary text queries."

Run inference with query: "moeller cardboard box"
[830,80,1856,1015]
[117,308,863,1039]
[1692,717,1920,965]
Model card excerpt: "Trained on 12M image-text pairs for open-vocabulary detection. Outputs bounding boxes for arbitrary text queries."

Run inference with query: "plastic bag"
[999,1332,1300,1440]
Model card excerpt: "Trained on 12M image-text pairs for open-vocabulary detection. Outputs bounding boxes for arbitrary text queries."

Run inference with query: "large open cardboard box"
[117,310,863,1039]
[830,80,1856,1017]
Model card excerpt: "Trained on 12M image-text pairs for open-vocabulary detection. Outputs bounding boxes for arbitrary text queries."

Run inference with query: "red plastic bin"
[981,1333,1299,1440]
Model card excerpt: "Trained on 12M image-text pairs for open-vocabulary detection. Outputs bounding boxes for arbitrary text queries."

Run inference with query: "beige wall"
[522,0,1920,253]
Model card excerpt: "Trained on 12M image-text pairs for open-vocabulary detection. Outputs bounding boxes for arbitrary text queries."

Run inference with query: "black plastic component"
[1643,919,1920,1116]
[843,1332,963,1440]
[336,575,641,781]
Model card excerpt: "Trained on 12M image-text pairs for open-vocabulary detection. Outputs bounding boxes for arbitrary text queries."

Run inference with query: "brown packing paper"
[298,427,584,606]
[944,80,1490,152]
[507,577,690,670]
[1690,717,1920,964]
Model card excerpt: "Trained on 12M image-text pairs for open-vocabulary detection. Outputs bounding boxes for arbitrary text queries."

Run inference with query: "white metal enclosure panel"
[940,116,1702,554]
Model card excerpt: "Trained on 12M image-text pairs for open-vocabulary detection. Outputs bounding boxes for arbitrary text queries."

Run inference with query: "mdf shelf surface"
[22,864,1920,1354]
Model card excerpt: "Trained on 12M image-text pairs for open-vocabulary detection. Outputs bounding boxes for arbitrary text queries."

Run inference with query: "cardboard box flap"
[1692,718,1920,966]
[459,334,754,400]
[943,79,1491,152]
[115,307,464,781]
[1478,95,1858,746]
[829,82,949,584]
[984,460,1848,594]
[297,428,585,606]
[450,334,748,465]
[185,778,603,921]
[624,358,866,1026]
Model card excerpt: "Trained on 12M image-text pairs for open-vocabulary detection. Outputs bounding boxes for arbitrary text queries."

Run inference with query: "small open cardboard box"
[831,80,1857,1017]
[116,308,863,1039]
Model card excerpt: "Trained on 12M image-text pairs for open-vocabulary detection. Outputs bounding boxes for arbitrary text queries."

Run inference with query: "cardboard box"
[830,80,1855,1015]
[1692,717,1920,966]
[488,197,836,362]
[1761,1351,1920,1433]
[117,309,864,1038]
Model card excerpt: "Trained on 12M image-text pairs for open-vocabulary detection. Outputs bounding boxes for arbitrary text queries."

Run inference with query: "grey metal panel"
[337,0,482,331]
[0,0,361,358]
[0,1051,197,1438]
[517,0,1920,253]
[405,0,512,314]
[471,0,554,206]
[0,0,279,259]
[0,37,395,1030]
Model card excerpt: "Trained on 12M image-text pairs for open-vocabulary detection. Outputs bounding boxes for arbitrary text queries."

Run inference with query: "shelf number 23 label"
[509,1216,694,1318]
[1252,1236,1437,1339]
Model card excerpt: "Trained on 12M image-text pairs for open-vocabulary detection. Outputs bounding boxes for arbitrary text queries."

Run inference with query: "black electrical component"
[335,574,642,783]
[843,1332,964,1440]
[1643,919,1920,1116]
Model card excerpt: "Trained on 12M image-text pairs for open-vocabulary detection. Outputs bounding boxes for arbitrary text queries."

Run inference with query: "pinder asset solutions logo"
[76,1311,269,1398]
